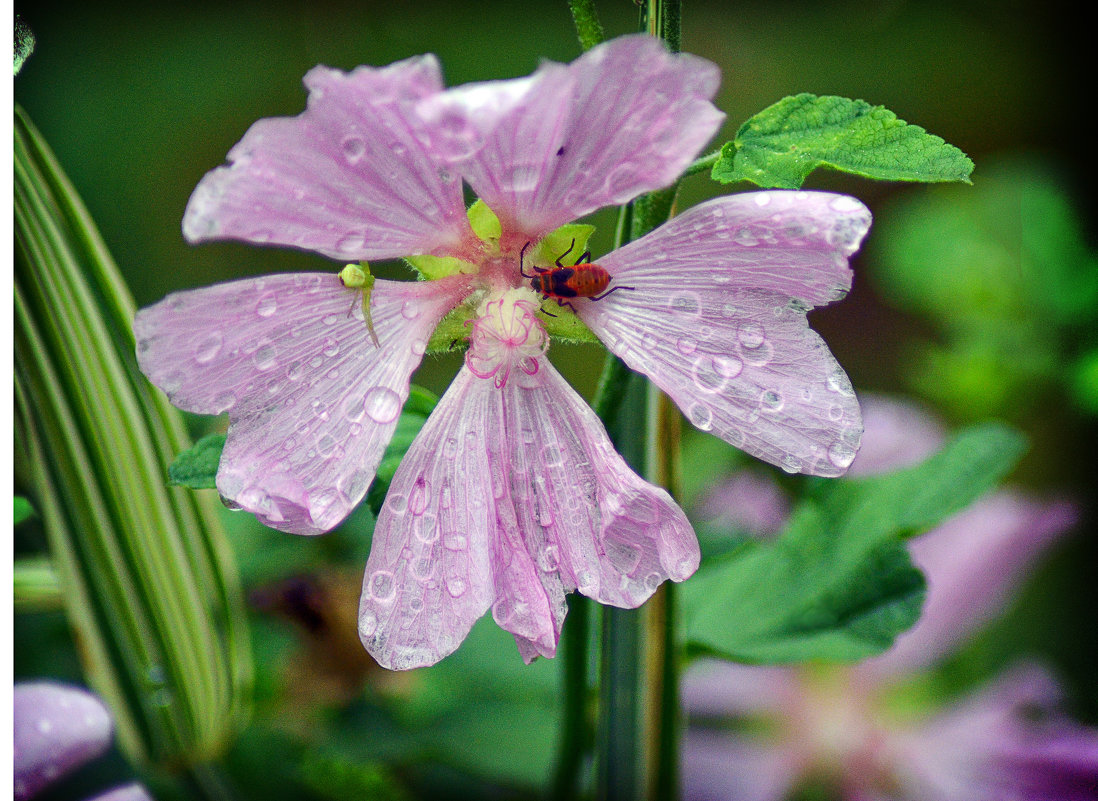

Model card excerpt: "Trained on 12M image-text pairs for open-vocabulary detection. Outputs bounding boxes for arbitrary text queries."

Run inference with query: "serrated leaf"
[684,422,1026,663]
[168,433,226,489]
[712,93,974,189]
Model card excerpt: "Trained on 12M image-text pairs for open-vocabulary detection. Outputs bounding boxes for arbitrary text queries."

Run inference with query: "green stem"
[682,150,721,178]
[569,0,606,51]
[551,593,592,801]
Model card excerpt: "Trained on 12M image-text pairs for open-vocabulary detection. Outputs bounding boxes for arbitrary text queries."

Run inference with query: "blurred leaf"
[14,105,252,766]
[13,556,62,611]
[366,385,438,514]
[1071,348,1098,415]
[683,423,1026,663]
[168,433,226,489]
[300,753,410,801]
[14,495,36,525]
[870,156,1098,417]
[713,93,974,189]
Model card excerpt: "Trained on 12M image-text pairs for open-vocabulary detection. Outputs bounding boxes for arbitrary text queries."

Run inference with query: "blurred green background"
[14,0,1097,798]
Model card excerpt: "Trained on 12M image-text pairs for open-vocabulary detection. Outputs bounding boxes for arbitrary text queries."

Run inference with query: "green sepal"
[713,93,974,189]
[426,304,477,353]
[168,433,227,489]
[405,253,475,281]
[468,199,502,241]
[405,200,501,280]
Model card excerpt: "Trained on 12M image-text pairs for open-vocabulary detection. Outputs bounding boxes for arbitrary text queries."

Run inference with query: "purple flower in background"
[13,682,152,801]
[136,35,870,668]
[682,396,1097,801]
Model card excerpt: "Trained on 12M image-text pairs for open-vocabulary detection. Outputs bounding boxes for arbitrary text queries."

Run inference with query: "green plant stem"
[569,0,606,51]
[682,150,721,178]
[551,593,592,801]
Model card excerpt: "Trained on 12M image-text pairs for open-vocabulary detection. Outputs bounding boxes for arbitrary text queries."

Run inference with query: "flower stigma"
[464,287,548,388]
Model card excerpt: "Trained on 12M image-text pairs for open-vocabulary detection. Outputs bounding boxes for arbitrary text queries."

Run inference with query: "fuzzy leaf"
[713,93,974,189]
[684,423,1026,663]
[168,433,226,489]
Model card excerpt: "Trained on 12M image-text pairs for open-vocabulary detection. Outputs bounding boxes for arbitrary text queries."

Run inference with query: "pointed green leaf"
[168,433,226,489]
[14,105,252,766]
[712,93,974,189]
[684,423,1025,663]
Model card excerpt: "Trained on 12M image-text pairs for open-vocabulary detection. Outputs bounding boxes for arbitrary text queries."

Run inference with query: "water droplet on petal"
[253,344,276,370]
[401,299,420,320]
[387,493,408,514]
[341,136,367,164]
[669,292,702,317]
[336,233,367,254]
[363,386,402,423]
[754,193,772,207]
[323,338,339,357]
[359,610,378,636]
[687,402,713,431]
[828,440,857,469]
[255,293,277,317]
[409,476,430,515]
[446,577,467,597]
[737,323,766,349]
[677,337,697,356]
[369,570,395,602]
[194,332,223,363]
[760,390,784,413]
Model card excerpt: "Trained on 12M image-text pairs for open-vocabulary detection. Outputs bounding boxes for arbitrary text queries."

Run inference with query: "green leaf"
[14,495,36,525]
[15,105,252,766]
[366,385,438,514]
[14,556,62,611]
[712,93,974,189]
[168,433,226,489]
[684,423,1026,663]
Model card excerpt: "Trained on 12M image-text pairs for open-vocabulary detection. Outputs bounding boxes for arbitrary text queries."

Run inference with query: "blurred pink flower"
[136,36,871,668]
[13,682,152,801]
[681,396,1096,800]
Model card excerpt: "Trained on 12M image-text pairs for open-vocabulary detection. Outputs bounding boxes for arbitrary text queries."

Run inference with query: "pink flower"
[135,36,870,668]
[681,396,1095,800]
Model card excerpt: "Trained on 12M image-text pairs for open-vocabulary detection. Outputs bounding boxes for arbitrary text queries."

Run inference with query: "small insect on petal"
[339,263,381,348]
[520,238,634,315]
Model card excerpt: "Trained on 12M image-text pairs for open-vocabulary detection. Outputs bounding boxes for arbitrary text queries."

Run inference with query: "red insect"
[520,239,633,313]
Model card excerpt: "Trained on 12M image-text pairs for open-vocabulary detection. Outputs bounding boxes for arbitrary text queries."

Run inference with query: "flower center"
[465,287,548,388]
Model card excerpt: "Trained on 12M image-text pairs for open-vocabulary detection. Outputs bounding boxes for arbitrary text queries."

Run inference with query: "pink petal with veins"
[135,273,467,534]
[359,359,698,670]
[583,191,871,477]
[183,56,476,261]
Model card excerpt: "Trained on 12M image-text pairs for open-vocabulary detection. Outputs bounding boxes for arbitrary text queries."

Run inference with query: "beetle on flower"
[135,35,871,669]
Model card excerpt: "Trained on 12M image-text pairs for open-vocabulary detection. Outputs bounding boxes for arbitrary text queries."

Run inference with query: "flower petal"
[14,682,113,801]
[420,35,723,240]
[359,360,698,670]
[183,57,475,261]
[135,273,466,534]
[682,730,801,801]
[892,664,1098,801]
[582,191,871,476]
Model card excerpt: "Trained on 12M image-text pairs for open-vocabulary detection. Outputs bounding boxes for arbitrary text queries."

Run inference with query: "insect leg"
[555,238,576,269]
[590,284,635,302]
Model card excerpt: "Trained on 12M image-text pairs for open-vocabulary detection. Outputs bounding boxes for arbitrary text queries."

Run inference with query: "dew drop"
[252,344,276,370]
[336,233,367,254]
[194,332,223,364]
[830,195,863,212]
[540,545,560,572]
[369,571,395,602]
[692,355,728,393]
[828,440,857,469]
[737,323,766,349]
[444,532,468,551]
[387,493,408,514]
[446,577,467,598]
[359,610,378,636]
[687,402,713,431]
[255,293,277,317]
[363,386,402,423]
[669,292,702,317]
[760,390,784,413]
[826,368,856,397]
[401,299,420,320]
[315,433,337,458]
[828,403,845,422]
[677,337,697,356]
[211,391,237,413]
[323,338,339,357]
[338,469,371,502]
[341,135,367,164]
